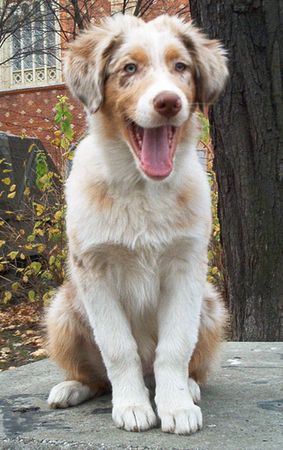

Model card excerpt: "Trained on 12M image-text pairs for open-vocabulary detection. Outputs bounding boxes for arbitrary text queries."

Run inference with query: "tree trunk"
[190,0,283,340]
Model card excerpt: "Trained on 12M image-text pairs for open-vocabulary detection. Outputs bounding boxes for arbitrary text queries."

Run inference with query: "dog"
[46,14,228,435]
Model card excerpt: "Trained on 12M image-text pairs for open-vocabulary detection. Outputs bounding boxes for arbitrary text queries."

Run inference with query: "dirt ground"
[0,302,48,371]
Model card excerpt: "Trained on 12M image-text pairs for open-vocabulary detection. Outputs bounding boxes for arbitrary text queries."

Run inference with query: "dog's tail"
[189,283,228,384]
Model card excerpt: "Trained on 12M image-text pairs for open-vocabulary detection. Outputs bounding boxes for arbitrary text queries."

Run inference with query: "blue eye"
[124,63,137,74]
[175,62,187,72]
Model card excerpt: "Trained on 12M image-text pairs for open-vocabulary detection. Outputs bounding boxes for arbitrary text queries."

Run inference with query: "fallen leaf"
[31,348,48,358]
[1,347,11,353]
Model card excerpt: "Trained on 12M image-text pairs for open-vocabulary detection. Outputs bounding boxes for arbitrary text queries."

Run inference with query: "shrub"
[198,113,224,293]
[0,96,73,305]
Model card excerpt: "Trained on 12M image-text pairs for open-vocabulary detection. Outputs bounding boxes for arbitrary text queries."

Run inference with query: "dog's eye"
[124,63,137,74]
[175,62,187,72]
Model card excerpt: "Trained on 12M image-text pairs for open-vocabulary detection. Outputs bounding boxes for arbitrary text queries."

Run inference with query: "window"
[0,1,62,90]
[111,1,137,15]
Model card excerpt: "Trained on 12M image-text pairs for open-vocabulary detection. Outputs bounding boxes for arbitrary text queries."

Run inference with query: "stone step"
[0,342,282,450]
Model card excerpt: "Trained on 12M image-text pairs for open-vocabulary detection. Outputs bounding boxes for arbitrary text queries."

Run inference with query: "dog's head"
[65,15,228,180]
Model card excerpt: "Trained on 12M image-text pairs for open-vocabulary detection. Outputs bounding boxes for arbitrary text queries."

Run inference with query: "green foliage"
[53,95,74,158]
[197,112,210,145]
[198,113,224,292]
[0,96,73,306]
[207,165,224,290]
[35,151,51,191]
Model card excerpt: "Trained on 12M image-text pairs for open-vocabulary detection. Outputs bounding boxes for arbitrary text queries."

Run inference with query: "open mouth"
[127,122,177,179]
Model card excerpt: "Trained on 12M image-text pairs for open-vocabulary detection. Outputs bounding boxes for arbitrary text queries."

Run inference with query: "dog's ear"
[181,25,228,112]
[64,23,122,113]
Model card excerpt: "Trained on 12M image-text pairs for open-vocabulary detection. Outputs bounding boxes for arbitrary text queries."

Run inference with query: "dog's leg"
[155,248,205,435]
[46,283,110,409]
[79,277,157,432]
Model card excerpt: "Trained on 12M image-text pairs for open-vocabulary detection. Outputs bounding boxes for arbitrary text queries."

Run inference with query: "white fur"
[48,14,228,435]
[48,381,93,408]
[188,377,201,404]
[136,72,190,128]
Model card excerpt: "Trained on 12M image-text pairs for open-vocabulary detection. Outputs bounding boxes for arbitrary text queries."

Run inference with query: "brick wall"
[0,85,86,166]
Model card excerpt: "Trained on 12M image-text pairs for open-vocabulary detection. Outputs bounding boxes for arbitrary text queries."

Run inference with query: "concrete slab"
[0,342,282,450]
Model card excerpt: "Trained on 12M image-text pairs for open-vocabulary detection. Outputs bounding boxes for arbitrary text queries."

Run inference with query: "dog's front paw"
[159,404,202,435]
[113,403,157,432]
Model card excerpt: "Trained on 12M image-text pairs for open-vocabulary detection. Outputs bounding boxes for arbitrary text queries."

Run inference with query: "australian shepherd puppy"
[46,14,228,435]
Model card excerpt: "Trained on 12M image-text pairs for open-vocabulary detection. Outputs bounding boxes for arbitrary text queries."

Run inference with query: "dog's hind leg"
[46,282,110,408]
[189,283,227,388]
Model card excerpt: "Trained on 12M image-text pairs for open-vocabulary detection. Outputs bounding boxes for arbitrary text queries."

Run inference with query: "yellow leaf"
[31,348,48,358]
[9,184,16,192]
[35,228,44,237]
[34,203,45,216]
[1,177,11,185]
[54,210,63,221]
[11,282,20,291]
[28,290,36,302]
[0,240,6,248]
[30,261,41,274]
[24,186,30,196]
[7,191,16,199]
[37,244,45,253]
[28,143,37,153]
[7,251,18,259]
[19,253,26,260]
[3,291,12,304]
[49,255,55,265]
[43,294,50,306]
[24,243,33,250]
[49,227,60,236]
[26,329,35,336]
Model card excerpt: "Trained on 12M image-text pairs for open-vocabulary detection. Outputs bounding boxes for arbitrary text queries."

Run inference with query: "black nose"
[153,91,182,118]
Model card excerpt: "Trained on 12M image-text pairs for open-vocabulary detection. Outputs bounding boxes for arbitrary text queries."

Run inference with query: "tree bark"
[190,0,283,340]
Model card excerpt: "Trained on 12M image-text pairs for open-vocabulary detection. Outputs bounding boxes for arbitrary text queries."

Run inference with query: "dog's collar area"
[127,122,177,180]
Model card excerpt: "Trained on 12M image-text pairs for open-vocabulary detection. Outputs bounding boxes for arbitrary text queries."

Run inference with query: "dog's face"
[65,15,228,180]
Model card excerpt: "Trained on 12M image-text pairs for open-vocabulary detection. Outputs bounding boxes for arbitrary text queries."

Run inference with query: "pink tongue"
[141,126,172,178]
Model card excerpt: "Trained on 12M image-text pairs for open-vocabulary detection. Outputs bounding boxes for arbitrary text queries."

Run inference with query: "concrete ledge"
[0,342,282,450]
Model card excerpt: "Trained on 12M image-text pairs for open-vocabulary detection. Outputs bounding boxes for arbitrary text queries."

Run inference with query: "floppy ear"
[181,25,228,112]
[63,23,122,113]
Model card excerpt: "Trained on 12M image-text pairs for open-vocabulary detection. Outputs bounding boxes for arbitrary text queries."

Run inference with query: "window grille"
[0,1,62,90]
[111,1,137,15]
